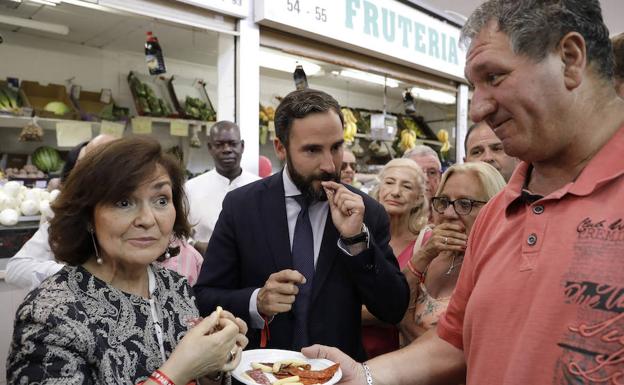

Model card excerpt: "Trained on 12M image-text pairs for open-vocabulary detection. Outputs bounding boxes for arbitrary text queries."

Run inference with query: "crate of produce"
[70,86,130,122]
[127,71,177,118]
[19,81,79,120]
[167,76,216,121]
[0,80,30,117]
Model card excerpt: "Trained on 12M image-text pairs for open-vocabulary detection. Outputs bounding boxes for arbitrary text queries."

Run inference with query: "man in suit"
[194,89,409,360]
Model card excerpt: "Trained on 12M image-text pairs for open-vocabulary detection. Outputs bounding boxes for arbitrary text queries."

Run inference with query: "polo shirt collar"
[502,124,624,211]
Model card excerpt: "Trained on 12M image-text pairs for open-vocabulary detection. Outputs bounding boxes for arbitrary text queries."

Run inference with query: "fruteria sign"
[255,0,466,81]
[176,0,248,18]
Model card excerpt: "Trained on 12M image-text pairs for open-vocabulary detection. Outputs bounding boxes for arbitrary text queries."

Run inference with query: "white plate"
[232,349,342,385]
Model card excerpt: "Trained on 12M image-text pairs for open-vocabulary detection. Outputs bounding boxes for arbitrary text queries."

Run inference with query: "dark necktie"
[292,195,315,349]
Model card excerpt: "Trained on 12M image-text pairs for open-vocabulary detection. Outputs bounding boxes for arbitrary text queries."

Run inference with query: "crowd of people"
[4,0,624,384]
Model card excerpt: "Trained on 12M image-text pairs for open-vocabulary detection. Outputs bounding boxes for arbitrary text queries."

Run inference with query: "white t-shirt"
[185,169,259,243]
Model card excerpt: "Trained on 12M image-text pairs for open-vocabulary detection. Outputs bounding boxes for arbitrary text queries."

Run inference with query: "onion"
[0,209,19,226]
[20,199,39,216]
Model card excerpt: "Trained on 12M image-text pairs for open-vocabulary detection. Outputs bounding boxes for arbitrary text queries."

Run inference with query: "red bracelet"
[407,260,425,283]
[149,370,176,385]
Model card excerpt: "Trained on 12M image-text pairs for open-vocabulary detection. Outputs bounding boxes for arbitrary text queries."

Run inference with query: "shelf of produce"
[0,115,212,131]
[354,133,442,147]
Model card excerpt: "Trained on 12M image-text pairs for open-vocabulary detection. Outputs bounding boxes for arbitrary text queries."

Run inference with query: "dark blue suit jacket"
[194,171,409,360]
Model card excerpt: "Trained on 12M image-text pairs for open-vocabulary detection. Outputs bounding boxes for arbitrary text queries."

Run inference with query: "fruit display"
[0,181,60,226]
[5,165,45,179]
[341,108,358,144]
[20,81,79,119]
[259,104,276,145]
[32,146,63,173]
[399,129,417,152]
[128,72,173,117]
[183,96,215,121]
[437,129,451,160]
[0,83,21,115]
[43,101,71,116]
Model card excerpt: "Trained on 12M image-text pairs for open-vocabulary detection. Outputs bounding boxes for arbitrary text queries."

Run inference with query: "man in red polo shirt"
[303,1,624,384]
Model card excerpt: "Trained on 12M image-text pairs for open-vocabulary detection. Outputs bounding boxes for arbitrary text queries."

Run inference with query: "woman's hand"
[159,309,248,384]
[411,223,466,270]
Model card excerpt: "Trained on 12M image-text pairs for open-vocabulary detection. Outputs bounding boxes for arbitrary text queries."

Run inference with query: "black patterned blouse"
[7,264,199,384]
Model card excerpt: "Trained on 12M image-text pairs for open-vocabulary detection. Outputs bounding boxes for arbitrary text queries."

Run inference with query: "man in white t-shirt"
[185,121,259,254]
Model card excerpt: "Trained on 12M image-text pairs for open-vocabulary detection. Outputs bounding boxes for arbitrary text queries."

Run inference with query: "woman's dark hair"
[49,136,191,265]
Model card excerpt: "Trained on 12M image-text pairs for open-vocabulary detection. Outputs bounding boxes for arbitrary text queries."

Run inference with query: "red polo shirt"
[438,125,624,385]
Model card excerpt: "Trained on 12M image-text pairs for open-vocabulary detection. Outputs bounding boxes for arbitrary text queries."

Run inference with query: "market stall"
[254,0,469,181]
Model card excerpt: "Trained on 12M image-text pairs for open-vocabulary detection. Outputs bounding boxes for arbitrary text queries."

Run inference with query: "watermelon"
[32,146,62,173]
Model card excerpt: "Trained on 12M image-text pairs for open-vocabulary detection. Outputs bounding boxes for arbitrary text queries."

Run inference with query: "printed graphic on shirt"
[553,217,624,385]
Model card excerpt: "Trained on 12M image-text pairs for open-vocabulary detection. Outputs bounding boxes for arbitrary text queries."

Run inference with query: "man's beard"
[287,156,340,202]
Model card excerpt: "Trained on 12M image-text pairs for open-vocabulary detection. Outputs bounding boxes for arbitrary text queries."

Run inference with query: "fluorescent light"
[259,50,322,76]
[410,86,456,104]
[0,14,69,35]
[30,0,61,5]
[336,69,399,88]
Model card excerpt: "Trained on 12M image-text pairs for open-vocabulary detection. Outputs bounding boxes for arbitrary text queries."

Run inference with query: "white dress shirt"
[6,221,63,290]
[185,169,259,243]
[249,166,329,328]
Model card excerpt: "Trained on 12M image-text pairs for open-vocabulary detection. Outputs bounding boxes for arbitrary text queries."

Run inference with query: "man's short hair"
[208,120,240,141]
[274,89,344,148]
[613,33,624,82]
[402,145,441,167]
[464,123,483,154]
[461,0,614,81]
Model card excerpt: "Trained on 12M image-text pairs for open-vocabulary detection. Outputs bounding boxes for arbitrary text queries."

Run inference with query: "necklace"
[445,253,464,275]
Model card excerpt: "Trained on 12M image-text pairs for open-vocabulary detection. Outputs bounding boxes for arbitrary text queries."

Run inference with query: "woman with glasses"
[363,158,430,357]
[401,162,505,344]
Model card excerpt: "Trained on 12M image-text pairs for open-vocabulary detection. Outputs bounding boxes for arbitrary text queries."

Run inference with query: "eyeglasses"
[212,140,241,150]
[423,168,441,179]
[341,162,357,171]
[431,197,487,216]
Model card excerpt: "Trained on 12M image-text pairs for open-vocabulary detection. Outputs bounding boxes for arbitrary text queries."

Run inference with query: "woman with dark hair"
[7,136,248,385]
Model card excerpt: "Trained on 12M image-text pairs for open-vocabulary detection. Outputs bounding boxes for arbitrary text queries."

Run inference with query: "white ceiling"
[0,0,220,65]
[420,0,624,37]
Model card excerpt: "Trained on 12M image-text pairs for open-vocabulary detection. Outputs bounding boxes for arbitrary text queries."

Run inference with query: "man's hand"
[302,345,364,385]
[322,181,364,238]
[257,269,306,317]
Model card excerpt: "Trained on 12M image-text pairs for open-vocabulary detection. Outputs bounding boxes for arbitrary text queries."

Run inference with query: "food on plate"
[244,369,272,385]
[245,360,340,385]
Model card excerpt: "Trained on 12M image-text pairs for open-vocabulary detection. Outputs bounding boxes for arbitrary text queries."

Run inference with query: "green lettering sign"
[363,1,379,37]
[414,22,426,53]
[449,37,459,65]
[398,15,412,48]
[428,27,439,59]
[345,0,360,30]
[381,8,396,43]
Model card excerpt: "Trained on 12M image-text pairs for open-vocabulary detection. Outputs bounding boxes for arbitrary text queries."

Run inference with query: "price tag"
[170,120,189,137]
[56,121,93,147]
[100,89,112,104]
[35,180,47,189]
[100,121,125,138]
[132,118,153,134]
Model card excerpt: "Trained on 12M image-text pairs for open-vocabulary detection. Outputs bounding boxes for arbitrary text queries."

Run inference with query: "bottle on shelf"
[293,64,308,90]
[145,31,167,75]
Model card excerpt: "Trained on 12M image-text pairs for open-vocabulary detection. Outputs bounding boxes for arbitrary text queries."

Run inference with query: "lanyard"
[147,266,167,363]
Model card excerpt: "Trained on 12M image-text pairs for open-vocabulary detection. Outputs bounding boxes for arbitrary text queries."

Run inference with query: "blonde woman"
[400,162,505,343]
[362,158,430,357]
